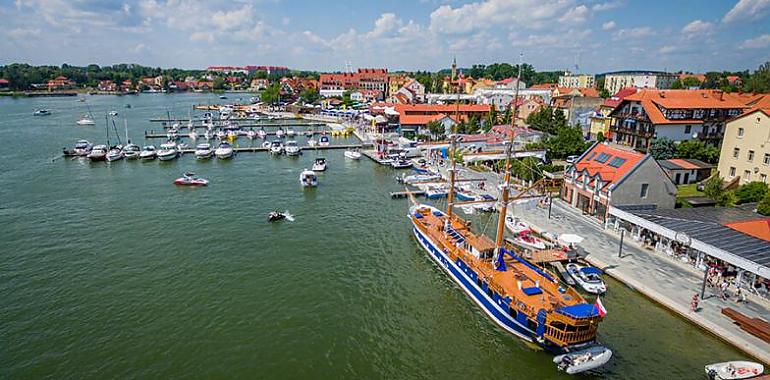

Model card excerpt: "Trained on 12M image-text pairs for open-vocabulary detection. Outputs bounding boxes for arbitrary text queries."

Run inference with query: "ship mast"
[494,54,524,249]
[446,57,460,221]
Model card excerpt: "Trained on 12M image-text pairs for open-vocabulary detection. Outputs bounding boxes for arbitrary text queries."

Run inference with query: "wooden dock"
[144,130,329,139]
[390,190,425,198]
[150,120,326,128]
[176,144,362,154]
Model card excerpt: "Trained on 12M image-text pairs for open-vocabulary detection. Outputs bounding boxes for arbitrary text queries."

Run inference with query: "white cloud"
[601,21,616,30]
[6,27,41,38]
[429,0,575,34]
[592,1,622,11]
[190,31,214,43]
[740,33,770,49]
[658,45,677,54]
[681,20,713,37]
[723,0,770,23]
[558,5,588,24]
[131,43,146,53]
[210,4,253,31]
[612,26,655,40]
[368,13,400,38]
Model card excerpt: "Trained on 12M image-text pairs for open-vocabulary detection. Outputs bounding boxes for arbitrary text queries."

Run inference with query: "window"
[733,148,740,158]
[684,125,691,134]
[640,183,649,198]
[608,157,627,168]
[729,167,736,177]
[738,127,745,138]
[764,154,770,165]
[748,150,755,162]
[761,174,768,184]
[744,171,752,181]
[595,153,612,163]
[586,152,597,161]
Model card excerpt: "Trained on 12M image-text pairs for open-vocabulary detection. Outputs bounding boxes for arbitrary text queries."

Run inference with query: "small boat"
[305,129,314,138]
[344,150,361,160]
[140,145,157,160]
[566,263,607,294]
[203,130,212,140]
[246,129,257,140]
[73,140,92,156]
[402,173,442,185]
[257,129,267,139]
[454,186,475,201]
[505,216,531,234]
[194,143,214,159]
[285,140,301,156]
[216,130,226,140]
[276,129,285,138]
[76,115,95,126]
[33,109,51,116]
[511,231,548,251]
[157,142,178,161]
[705,361,764,380]
[219,95,227,99]
[307,139,317,147]
[554,346,613,375]
[106,146,124,162]
[268,210,295,222]
[215,142,234,159]
[124,104,131,108]
[261,141,271,149]
[300,169,318,187]
[189,130,198,140]
[174,172,209,186]
[87,145,108,161]
[122,143,141,160]
[424,185,448,199]
[108,111,118,116]
[473,194,496,212]
[318,135,330,146]
[270,141,284,155]
[286,128,296,137]
[391,159,412,169]
[312,157,327,171]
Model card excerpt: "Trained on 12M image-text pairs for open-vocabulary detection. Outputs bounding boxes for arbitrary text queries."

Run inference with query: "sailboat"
[407,58,608,371]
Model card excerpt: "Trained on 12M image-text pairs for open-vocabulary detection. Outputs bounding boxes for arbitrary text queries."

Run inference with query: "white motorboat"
[344,150,361,160]
[87,145,108,161]
[73,140,92,156]
[424,185,448,199]
[106,146,124,162]
[108,111,118,116]
[554,346,613,375]
[505,216,531,234]
[275,129,285,139]
[307,139,317,147]
[195,143,214,159]
[305,129,314,138]
[318,135,330,146]
[122,143,141,159]
[402,173,442,185]
[189,130,198,140]
[705,361,764,380]
[473,194,496,212]
[139,145,157,160]
[76,115,95,125]
[270,141,284,155]
[216,130,226,140]
[246,129,257,140]
[261,141,271,149]
[391,159,413,169]
[285,140,301,156]
[215,142,234,159]
[312,157,327,171]
[174,172,209,186]
[33,109,52,116]
[510,229,548,251]
[565,263,607,294]
[157,142,178,161]
[299,169,318,187]
[257,129,267,139]
[286,128,296,137]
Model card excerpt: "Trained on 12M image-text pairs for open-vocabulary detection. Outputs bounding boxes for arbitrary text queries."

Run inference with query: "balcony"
[613,111,649,122]
[610,124,654,138]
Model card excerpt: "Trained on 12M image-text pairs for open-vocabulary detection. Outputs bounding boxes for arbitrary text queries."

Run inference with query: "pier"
[143,130,329,139]
[175,144,362,154]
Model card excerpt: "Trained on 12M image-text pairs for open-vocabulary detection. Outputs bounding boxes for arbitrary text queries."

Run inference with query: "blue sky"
[1,0,768,73]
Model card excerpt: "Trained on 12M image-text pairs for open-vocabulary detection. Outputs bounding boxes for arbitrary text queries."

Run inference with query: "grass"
[677,183,705,198]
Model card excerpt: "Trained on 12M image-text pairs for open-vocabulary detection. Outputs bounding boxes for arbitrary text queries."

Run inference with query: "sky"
[1,0,769,73]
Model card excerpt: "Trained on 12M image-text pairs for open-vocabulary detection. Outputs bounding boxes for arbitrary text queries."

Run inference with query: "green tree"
[427,120,445,140]
[260,83,281,104]
[735,182,769,204]
[682,77,702,88]
[599,88,611,99]
[671,79,683,89]
[212,77,226,90]
[649,137,678,160]
[484,107,498,131]
[675,140,720,164]
[596,131,606,143]
[545,125,589,159]
[299,88,319,104]
[743,61,770,93]
[757,192,770,216]
[703,176,737,207]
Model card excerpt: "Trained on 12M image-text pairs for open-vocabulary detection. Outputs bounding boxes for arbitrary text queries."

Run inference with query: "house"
[562,143,677,221]
[678,73,706,85]
[608,89,750,151]
[403,114,457,137]
[388,74,411,97]
[0,78,9,90]
[529,83,558,91]
[47,76,75,90]
[250,78,270,91]
[319,68,388,98]
[489,124,544,150]
[495,77,526,90]
[716,97,770,185]
[394,103,490,126]
[602,71,679,94]
[589,87,639,139]
[558,72,595,89]
[726,76,742,86]
[350,89,381,103]
[659,159,713,185]
[97,80,117,92]
[552,95,604,133]
[121,80,133,91]
[514,96,545,126]
[168,81,189,92]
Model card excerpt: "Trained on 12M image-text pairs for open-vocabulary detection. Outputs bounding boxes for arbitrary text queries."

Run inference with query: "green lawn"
[677,183,705,198]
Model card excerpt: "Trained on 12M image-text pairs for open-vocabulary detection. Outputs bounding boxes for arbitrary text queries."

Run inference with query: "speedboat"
[188,130,198,140]
[285,141,301,156]
[424,185,448,199]
[391,159,412,169]
[318,135,330,146]
[276,129,285,139]
[554,346,613,375]
[261,141,271,149]
[402,173,442,185]
[73,140,92,156]
[565,263,607,294]
[87,145,108,161]
[157,142,178,161]
[122,144,141,159]
[174,172,209,186]
[286,128,296,137]
[106,146,124,162]
[257,128,267,139]
[312,157,327,171]
[344,150,361,160]
[194,143,214,159]
[511,231,548,251]
[454,186,475,201]
[216,130,226,140]
[140,145,157,160]
[246,129,257,140]
[299,169,318,187]
[505,216,531,234]
[268,210,295,222]
[307,139,317,147]
[705,361,764,380]
[215,142,234,159]
[270,141,284,155]
[33,109,51,116]
[108,111,118,116]
[219,95,227,100]
[76,115,95,126]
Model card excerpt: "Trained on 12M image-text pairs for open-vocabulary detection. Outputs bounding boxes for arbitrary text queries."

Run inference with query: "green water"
[0,94,743,379]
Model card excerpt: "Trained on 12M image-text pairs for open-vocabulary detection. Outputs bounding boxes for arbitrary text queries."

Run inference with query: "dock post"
[618,229,624,258]
[700,268,708,299]
[547,196,553,219]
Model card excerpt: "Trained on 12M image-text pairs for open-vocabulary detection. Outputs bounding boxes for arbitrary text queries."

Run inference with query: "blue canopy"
[557,303,599,319]
[580,267,602,275]
[522,287,542,296]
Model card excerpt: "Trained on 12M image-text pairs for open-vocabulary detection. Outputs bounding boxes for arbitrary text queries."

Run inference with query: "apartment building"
[558,72,596,89]
[717,99,770,185]
[602,71,678,94]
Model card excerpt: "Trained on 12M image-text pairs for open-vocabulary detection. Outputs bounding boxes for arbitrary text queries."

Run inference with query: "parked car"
[566,155,579,164]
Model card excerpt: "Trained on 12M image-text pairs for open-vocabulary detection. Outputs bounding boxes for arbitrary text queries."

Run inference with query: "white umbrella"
[559,233,584,247]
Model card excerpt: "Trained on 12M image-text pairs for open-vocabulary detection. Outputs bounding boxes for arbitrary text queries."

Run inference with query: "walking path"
[438,165,770,364]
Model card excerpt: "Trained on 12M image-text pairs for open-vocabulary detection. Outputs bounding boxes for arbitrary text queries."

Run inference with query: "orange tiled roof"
[578,88,600,97]
[724,219,770,241]
[573,143,644,185]
[395,103,490,114]
[400,113,449,126]
[530,83,557,90]
[622,89,750,125]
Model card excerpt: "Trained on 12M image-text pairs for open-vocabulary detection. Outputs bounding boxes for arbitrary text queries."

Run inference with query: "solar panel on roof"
[608,157,627,168]
[595,153,612,163]
[585,152,597,161]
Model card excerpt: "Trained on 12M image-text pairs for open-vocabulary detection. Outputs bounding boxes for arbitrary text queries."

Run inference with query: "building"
[207,65,289,75]
[717,98,770,185]
[0,78,9,90]
[515,97,545,126]
[388,74,411,97]
[250,78,270,91]
[350,89,381,103]
[558,72,596,89]
[562,143,677,221]
[608,89,749,151]
[97,80,117,92]
[589,88,639,139]
[319,68,388,98]
[552,95,604,133]
[495,77,527,90]
[393,103,490,133]
[602,71,678,94]
[47,76,75,91]
[659,159,713,185]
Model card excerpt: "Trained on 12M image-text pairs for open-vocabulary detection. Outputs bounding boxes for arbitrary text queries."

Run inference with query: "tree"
[525,106,567,135]
[484,107,498,131]
[649,137,678,160]
[596,131,606,143]
[757,192,770,216]
[299,88,319,104]
[682,77,702,88]
[545,125,589,159]
[703,176,737,207]
[675,140,720,164]
[671,79,683,89]
[599,88,611,99]
[735,182,769,204]
[260,83,281,104]
[743,61,770,93]
[427,120,445,140]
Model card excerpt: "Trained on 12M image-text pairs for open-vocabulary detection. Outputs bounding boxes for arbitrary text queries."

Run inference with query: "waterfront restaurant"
[606,205,770,300]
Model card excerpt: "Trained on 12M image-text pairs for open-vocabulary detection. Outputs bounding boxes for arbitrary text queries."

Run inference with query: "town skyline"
[2,0,769,73]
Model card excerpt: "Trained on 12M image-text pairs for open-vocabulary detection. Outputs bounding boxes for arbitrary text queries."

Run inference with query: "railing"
[610,125,654,137]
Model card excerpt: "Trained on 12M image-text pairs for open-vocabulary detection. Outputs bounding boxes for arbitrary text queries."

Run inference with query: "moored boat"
[257,128,267,139]
[194,143,214,159]
[565,264,607,294]
[157,142,178,161]
[511,230,548,251]
[215,142,234,159]
[87,145,108,161]
[275,129,285,139]
[318,135,330,146]
[140,145,157,160]
[312,157,327,171]
[73,140,92,156]
[554,346,613,375]
[285,140,301,156]
[424,185,448,199]
[705,361,764,380]
[505,216,531,234]
[299,169,318,187]
[344,149,361,160]
[106,146,124,162]
[286,128,296,137]
[122,143,141,159]
[270,141,284,155]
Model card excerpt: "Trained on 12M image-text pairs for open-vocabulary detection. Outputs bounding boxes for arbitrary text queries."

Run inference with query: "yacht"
[299,169,318,187]
[284,140,301,156]
[215,142,234,159]
[73,140,92,156]
[246,129,257,140]
[140,145,157,160]
[195,143,214,159]
[344,149,361,160]
[286,128,296,137]
[122,144,141,160]
[312,157,327,171]
[76,115,95,126]
[275,129,285,139]
[33,109,52,116]
[157,142,179,161]
[318,135,330,146]
[391,158,412,169]
[257,128,267,139]
[175,172,209,186]
[87,145,108,161]
[269,141,284,155]
[566,264,607,294]
[510,230,548,251]
[106,146,124,162]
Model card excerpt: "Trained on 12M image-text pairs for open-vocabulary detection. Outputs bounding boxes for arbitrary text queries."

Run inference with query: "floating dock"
[175,144,362,154]
[390,190,425,198]
[144,130,329,139]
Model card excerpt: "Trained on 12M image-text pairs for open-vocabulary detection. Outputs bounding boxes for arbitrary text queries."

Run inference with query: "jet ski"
[268,210,295,222]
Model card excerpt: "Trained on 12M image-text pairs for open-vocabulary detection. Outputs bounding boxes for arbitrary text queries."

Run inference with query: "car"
[565,155,579,164]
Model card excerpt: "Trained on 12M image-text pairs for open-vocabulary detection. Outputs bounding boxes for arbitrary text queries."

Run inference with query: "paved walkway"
[441,165,770,364]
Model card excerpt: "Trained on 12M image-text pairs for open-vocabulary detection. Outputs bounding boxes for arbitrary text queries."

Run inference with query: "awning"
[557,304,600,319]
[580,267,602,275]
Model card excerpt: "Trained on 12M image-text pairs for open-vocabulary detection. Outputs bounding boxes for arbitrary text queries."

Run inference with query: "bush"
[757,193,770,216]
[735,182,769,204]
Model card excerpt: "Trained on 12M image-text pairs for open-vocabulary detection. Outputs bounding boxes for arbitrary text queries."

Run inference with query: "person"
[736,285,747,303]
[720,280,729,301]
[690,293,700,312]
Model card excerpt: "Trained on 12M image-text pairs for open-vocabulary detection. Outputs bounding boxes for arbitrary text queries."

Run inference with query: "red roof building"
[47,76,75,90]
[319,68,388,97]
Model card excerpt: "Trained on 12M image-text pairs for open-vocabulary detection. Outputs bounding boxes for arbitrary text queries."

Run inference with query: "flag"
[595,296,607,317]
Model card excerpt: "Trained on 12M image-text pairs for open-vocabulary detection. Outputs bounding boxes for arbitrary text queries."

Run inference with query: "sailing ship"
[407,58,608,367]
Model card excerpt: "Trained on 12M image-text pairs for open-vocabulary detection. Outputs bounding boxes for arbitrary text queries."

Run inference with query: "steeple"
[451,55,457,81]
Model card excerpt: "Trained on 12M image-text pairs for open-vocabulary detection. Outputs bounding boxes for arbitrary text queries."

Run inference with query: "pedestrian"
[720,280,729,301]
[736,285,747,303]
